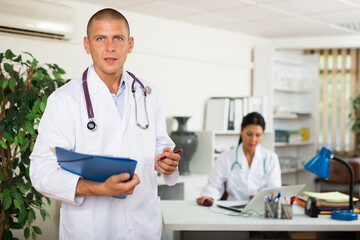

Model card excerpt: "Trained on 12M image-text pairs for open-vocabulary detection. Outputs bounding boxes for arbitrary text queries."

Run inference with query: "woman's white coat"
[201,143,281,201]
[30,66,177,240]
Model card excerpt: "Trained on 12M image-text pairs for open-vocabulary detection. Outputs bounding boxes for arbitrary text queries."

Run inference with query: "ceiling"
[72,0,360,38]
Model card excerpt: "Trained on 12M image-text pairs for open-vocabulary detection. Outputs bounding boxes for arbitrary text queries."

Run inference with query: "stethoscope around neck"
[82,67,151,130]
[231,144,267,175]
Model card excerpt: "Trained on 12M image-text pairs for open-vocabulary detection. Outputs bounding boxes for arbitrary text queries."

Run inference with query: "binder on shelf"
[205,97,231,131]
[55,147,137,199]
[233,98,243,130]
[228,99,235,130]
[204,96,268,131]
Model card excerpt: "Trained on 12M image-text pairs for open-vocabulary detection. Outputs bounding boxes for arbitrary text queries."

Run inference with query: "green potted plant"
[349,91,360,156]
[0,49,67,239]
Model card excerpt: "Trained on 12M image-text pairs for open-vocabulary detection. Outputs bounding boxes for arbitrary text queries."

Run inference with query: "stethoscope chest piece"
[87,120,96,130]
[145,86,151,95]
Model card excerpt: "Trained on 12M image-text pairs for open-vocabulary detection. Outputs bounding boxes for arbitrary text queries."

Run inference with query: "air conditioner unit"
[0,0,75,40]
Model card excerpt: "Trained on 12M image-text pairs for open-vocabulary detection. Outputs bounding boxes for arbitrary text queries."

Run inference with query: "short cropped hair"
[87,8,130,37]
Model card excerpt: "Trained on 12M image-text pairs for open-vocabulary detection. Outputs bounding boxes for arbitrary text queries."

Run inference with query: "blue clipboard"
[55,147,137,199]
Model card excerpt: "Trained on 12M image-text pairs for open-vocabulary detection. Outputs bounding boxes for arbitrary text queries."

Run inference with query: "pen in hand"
[156,149,183,162]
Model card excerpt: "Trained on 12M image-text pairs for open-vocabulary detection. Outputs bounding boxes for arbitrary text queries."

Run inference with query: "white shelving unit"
[253,47,319,190]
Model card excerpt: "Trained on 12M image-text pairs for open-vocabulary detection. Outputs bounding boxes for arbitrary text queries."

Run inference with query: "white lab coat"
[201,143,281,201]
[30,65,178,240]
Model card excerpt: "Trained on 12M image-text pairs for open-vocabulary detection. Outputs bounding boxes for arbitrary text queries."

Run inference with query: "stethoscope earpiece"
[87,120,96,130]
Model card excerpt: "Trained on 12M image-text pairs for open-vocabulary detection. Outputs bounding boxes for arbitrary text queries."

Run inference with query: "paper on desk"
[303,191,359,203]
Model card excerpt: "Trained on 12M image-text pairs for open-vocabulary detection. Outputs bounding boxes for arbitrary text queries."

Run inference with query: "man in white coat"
[30,8,180,240]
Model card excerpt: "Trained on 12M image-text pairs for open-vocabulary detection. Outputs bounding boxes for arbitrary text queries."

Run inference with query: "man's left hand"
[155,147,181,175]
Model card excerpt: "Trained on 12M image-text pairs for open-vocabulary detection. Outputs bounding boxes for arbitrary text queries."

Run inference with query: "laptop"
[216,184,305,213]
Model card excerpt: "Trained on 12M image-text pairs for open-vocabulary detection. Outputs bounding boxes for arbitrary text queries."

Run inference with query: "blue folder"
[55,147,137,199]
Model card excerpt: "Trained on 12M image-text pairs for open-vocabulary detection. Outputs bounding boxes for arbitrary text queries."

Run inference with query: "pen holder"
[280,204,293,219]
[265,201,278,218]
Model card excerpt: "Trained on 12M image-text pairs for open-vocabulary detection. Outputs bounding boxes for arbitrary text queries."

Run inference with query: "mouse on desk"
[203,199,213,206]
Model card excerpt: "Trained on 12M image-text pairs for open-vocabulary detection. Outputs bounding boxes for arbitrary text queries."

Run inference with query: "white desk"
[161,200,360,240]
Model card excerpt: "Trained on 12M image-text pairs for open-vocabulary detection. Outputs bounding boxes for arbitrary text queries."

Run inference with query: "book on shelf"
[275,129,303,144]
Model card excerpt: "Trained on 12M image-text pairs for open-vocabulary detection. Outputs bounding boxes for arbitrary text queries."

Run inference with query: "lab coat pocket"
[59,208,94,240]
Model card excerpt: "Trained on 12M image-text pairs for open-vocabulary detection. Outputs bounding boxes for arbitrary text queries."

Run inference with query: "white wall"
[0,0,268,132]
[1,1,269,239]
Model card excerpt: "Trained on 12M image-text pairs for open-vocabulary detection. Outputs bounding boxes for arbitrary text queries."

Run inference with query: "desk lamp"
[304,146,358,221]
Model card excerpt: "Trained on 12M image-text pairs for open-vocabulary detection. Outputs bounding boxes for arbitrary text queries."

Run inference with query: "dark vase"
[170,116,198,175]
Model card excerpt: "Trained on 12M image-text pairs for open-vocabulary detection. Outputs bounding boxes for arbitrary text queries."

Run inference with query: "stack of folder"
[296,191,359,211]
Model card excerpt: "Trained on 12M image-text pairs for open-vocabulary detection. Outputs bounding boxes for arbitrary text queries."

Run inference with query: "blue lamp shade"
[304,147,332,179]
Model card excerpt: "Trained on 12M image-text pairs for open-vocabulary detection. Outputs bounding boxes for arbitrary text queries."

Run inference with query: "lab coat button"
[128,227,133,233]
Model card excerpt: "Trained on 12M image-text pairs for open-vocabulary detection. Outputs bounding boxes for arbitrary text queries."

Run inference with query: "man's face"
[84,19,134,80]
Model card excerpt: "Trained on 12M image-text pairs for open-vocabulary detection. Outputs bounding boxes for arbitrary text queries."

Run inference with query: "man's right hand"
[76,173,140,196]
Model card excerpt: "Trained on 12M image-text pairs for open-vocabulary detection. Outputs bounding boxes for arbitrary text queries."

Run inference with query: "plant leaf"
[53,71,61,79]
[30,141,35,151]
[20,138,30,152]
[3,194,12,210]
[2,131,13,142]
[14,135,19,147]
[4,63,14,73]
[0,140,7,149]
[31,58,39,68]
[25,122,36,136]
[9,77,16,90]
[28,209,35,224]
[5,49,15,59]
[23,51,33,57]
[0,170,3,181]
[32,226,42,235]
[19,184,27,194]
[40,209,46,221]
[40,101,46,112]
[18,131,25,145]
[2,79,8,89]
[18,209,28,223]
[24,227,30,239]
[14,54,22,62]
[32,231,37,240]
[13,199,21,209]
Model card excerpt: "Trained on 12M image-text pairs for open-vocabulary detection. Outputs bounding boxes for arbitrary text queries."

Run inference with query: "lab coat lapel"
[239,144,249,170]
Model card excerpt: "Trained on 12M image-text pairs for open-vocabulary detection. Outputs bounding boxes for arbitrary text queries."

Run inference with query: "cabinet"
[253,47,319,189]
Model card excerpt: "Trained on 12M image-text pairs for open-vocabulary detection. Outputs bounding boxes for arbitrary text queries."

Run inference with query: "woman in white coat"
[30,9,180,240]
[197,112,281,206]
